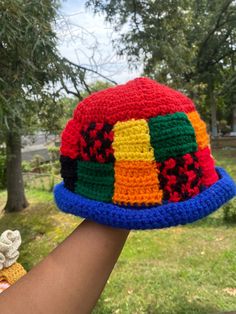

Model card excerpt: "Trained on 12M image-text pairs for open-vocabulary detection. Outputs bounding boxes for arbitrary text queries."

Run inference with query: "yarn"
[75,161,114,202]
[187,111,209,149]
[0,253,5,270]
[73,77,195,124]
[113,118,155,161]
[0,262,26,285]
[79,122,114,163]
[60,155,78,192]
[60,118,81,159]
[54,167,236,230]
[196,147,218,186]
[156,152,203,202]
[113,161,163,206]
[0,230,21,270]
[149,112,197,162]
[54,77,236,230]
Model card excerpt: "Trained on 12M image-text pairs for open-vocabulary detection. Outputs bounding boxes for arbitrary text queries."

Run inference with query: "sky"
[57,0,142,84]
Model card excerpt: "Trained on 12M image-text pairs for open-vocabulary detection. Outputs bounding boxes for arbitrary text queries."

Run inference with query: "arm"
[0,219,130,314]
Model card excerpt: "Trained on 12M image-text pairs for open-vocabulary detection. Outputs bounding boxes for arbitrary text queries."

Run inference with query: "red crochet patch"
[60,119,81,159]
[195,147,218,186]
[79,122,114,163]
[157,153,203,202]
[73,78,195,124]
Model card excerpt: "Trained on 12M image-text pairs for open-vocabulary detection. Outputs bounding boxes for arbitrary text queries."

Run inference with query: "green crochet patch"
[148,112,197,162]
[75,161,114,202]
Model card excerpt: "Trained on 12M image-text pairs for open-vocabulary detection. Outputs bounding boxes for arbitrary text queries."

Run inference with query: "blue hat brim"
[53,167,236,230]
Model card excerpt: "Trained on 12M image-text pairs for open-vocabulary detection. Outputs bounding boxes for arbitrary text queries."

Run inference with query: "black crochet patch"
[60,155,78,192]
[79,122,114,163]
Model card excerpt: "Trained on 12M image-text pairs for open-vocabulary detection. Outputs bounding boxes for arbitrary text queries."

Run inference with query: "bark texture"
[4,131,29,212]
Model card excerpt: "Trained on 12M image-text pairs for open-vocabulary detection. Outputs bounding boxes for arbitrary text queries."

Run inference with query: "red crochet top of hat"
[59,77,218,207]
[74,77,195,124]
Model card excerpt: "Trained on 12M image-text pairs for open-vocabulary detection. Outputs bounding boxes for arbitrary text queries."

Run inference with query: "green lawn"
[0,149,236,313]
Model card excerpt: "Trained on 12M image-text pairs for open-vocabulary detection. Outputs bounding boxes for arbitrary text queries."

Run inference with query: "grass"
[0,189,80,270]
[94,222,236,314]
[213,148,236,179]
[0,148,236,313]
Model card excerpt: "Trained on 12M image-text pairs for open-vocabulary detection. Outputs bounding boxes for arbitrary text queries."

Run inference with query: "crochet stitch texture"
[0,230,21,270]
[0,262,26,285]
[54,77,236,230]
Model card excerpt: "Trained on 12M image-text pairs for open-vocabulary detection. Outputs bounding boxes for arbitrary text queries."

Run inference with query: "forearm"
[0,219,130,314]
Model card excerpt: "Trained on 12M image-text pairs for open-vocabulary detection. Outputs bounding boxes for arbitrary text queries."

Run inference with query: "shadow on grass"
[188,216,233,228]
[148,296,219,314]
[0,203,57,270]
[94,295,220,314]
[186,201,236,229]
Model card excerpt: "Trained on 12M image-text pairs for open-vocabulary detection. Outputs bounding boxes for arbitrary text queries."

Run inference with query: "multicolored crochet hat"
[54,77,236,230]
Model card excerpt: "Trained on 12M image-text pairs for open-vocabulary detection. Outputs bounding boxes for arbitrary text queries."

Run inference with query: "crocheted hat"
[54,77,236,230]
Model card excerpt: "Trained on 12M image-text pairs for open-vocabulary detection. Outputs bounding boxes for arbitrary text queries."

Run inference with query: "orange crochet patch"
[187,111,209,149]
[113,161,163,206]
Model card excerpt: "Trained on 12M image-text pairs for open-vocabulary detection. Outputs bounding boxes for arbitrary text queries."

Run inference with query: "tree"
[192,1,236,136]
[57,81,113,127]
[87,0,236,135]
[0,0,61,212]
[0,0,116,212]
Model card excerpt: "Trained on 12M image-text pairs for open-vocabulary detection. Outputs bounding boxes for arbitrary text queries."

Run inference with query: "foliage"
[82,80,112,97]
[87,0,236,86]
[0,0,117,212]
[0,1,114,137]
[212,148,236,222]
[0,189,79,270]
[0,0,59,136]
[213,148,236,180]
[86,0,236,130]
[38,161,60,174]
[57,97,79,128]
[0,154,6,190]
[22,158,61,192]
[0,0,62,211]
[31,155,45,169]
[58,80,113,128]
[23,172,61,192]
[218,119,231,135]
[22,146,61,192]
[223,200,236,223]
[47,145,60,162]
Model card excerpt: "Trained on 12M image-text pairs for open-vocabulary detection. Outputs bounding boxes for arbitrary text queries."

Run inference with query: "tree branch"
[197,0,233,62]
[132,0,141,31]
[59,77,83,100]
[62,57,118,85]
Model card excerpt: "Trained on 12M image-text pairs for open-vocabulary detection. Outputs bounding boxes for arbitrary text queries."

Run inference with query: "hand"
[0,219,130,314]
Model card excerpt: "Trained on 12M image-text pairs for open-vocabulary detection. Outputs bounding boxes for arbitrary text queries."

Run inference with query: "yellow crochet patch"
[113,161,163,206]
[187,111,209,149]
[112,119,155,161]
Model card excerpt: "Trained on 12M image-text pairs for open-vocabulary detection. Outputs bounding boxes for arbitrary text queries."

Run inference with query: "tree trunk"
[208,81,218,137]
[233,103,236,133]
[4,130,29,212]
